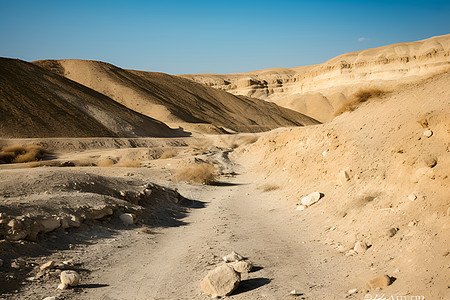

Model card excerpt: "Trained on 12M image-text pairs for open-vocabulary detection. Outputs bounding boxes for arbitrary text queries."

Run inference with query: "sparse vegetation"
[334,88,387,116]
[260,184,280,192]
[97,158,141,167]
[160,149,177,159]
[0,144,46,164]
[175,163,217,185]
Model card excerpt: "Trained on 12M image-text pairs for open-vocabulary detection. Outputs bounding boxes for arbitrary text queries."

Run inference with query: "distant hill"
[0,58,186,138]
[180,34,450,122]
[34,59,319,133]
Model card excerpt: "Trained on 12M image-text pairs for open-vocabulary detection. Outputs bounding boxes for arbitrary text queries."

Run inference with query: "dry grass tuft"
[97,158,115,167]
[175,163,217,185]
[0,144,46,164]
[160,149,177,159]
[261,184,280,192]
[334,88,387,116]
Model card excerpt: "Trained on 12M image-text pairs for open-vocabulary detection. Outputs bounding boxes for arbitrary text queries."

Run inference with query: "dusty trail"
[76,161,348,300]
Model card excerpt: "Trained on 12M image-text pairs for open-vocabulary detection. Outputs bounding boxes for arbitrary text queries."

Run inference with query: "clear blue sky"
[0,0,449,74]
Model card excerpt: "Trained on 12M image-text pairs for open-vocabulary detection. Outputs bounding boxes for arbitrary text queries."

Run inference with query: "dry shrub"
[160,149,177,159]
[334,88,387,116]
[175,163,217,185]
[261,184,280,192]
[0,144,46,164]
[97,158,115,167]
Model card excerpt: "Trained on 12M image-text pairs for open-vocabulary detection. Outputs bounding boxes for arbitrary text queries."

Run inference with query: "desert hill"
[34,59,319,133]
[0,58,185,138]
[181,34,450,122]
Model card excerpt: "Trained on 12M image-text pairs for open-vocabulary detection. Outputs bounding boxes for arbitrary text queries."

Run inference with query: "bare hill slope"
[0,58,185,138]
[236,72,450,298]
[34,59,319,133]
[181,34,450,122]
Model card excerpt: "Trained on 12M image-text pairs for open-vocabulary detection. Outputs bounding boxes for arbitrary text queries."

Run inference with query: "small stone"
[296,205,305,211]
[423,129,433,138]
[57,283,68,290]
[387,228,398,237]
[408,220,418,227]
[200,264,240,297]
[300,192,323,207]
[337,170,350,185]
[348,288,358,295]
[229,260,253,273]
[43,297,59,300]
[290,290,302,295]
[11,261,20,269]
[119,213,136,226]
[366,275,391,290]
[0,258,3,267]
[423,156,437,168]
[345,250,357,256]
[354,241,368,254]
[222,251,243,262]
[40,261,55,271]
[408,193,417,201]
[60,270,81,287]
[35,270,46,279]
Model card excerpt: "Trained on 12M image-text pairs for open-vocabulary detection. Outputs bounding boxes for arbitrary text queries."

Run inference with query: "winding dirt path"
[73,159,349,300]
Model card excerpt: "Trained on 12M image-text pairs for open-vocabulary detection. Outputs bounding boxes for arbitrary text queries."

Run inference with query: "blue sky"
[0,0,449,74]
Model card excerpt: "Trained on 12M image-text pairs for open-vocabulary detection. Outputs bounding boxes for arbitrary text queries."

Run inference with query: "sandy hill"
[235,71,449,298]
[33,59,319,134]
[181,34,450,122]
[0,58,185,138]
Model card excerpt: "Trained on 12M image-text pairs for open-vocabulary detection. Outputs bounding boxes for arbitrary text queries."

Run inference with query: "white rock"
[290,290,302,295]
[408,193,417,201]
[200,264,240,297]
[222,251,243,262]
[60,270,81,288]
[322,150,327,157]
[119,213,136,226]
[43,297,59,300]
[229,260,253,273]
[300,192,323,207]
[348,288,358,295]
[423,129,433,138]
[353,241,368,254]
[40,261,55,270]
[296,205,305,211]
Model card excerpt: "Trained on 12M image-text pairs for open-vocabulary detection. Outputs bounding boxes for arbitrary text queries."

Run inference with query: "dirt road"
[71,163,350,300]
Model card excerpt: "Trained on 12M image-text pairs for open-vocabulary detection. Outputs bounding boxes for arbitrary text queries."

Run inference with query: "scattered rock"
[200,264,240,297]
[337,170,350,185]
[119,213,136,226]
[411,167,434,182]
[11,261,20,269]
[366,275,391,290]
[348,288,358,295]
[387,228,398,237]
[300,192,323,207]
[223,251,243,262]
[229,260,253,273]
[36,217,61,233]
[296,205,305,211]
[59,270,81,289]
[345,250,357,256]
[290,290,303,296]
[353,241,368,254]
[423,129,433,138]
[408,193,417,201]
[40,261,55,271]
[43,297,59,300]
[60,214,82,228]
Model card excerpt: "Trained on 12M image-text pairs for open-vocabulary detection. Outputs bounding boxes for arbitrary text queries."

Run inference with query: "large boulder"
[200,264,240,297]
